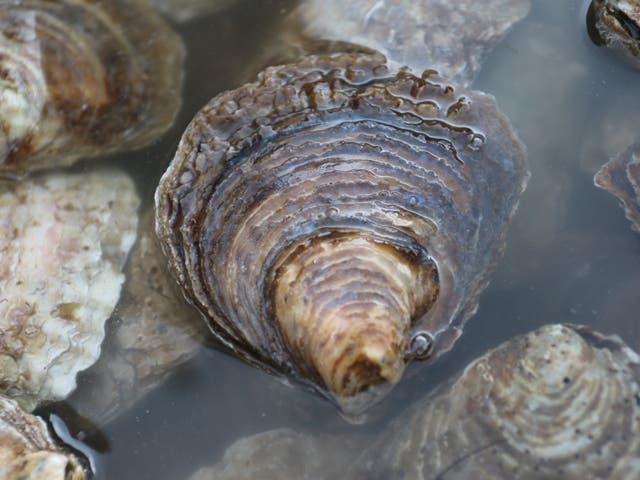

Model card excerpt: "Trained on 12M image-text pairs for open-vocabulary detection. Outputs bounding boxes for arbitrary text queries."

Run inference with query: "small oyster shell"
[587,0,640,69]
[0,169,139,410]
[0,0,184,175]
[594,142,640,232]
[288,0,531,86]
[148,0,235,23]
[192,324,640,480]
[156,52,528,415]
[0,393,85,479]
[68,211,207,425]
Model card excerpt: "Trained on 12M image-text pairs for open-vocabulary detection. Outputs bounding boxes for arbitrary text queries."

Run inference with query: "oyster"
[0,393,86,479]
[155,52,529,415]
[0,169,139,411]
[148,0,235,23]
[288,0,531,86]
[0,0,184,175]
[67,211,207,425]
[587,0,640,69]
[191,324,640,480]
[595,142,640,232]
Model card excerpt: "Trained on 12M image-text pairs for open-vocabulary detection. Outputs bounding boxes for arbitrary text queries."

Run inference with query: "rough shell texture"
[288,0,531,86]
[148,0,236,23]
[0,0,184,175]
[587,0,640,69]
[0,169,139,411]
[68,211,207,425]
[192,324,640,480]
[595,142,640,232]
[156,52,528,414]
[0,393,85,479]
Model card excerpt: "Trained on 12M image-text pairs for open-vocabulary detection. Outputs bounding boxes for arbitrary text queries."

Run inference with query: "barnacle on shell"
[0,0,184,175]
[595,142,640,232]
[155,52,528,415]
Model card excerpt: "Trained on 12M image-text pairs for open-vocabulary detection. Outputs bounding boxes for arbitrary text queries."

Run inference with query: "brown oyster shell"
[0,169,139,411]
[587,0,640,69]
[0,393,85,479]
[67,211,207,425]
[287,0,531,86]
[191,324,640,480]
[595,142,640,232]
[155,51,528,415]
[148,0,236,23]
[0,0,184,175]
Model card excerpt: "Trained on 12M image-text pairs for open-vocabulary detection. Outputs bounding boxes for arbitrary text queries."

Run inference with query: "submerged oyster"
[0,393,86,479]
[148,0,235,23]
[0,0,184,175]
[68,212,207,425]
[595,142,640,232]
[156,52,528,415]
[192,324,640,480]
[0,169,139,410]
[587,0,640,69]
[288,0,531,86]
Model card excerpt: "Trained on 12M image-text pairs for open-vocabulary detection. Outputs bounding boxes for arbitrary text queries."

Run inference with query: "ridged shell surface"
[0,0,184,175]
[155,52,528,414]
[587,0,640,69]
[191,324,640,480]
[289,0,531,86]
[0,393,85,479]
[0,169,139,410]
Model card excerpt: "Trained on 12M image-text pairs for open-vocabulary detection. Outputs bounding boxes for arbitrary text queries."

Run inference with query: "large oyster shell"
[0,393,86,479]
[156,52,529,415]
[191,324,640,479]
[595,142,640,232]
[288,0,531,86]
[587,0,640,69]
[0,169,139,410]
[68,211,207,425]
[0,0,184,175]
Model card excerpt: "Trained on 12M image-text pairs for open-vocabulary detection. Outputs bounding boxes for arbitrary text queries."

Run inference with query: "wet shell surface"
[0,169,139,411]
[68,211,207,425]
[148,0,236,23]
[587,0,640,69]
[0,0,184,175]
[0,393,86,479]
[155,52,529,415]
[191,324,640,480]
[595,142,640,232]
[288,0,531,86]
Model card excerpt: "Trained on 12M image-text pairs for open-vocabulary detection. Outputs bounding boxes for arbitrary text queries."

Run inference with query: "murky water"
[38,0,640,477]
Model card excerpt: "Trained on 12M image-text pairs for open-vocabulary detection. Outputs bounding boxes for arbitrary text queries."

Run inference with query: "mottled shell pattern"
[587,0,640,69]
[0,0,184,175]
[0,393,85,480]
[155,52,528,414]
[192,324,640,480]
[595,142,640,232]
[289,0,531,86]
[0,169,139,411]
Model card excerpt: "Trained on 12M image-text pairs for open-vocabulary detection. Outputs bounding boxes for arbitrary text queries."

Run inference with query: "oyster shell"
[155,52,529,415]
[0,169,139,411]
[148,0,235,23]
[191,324,640,480]
[67,211,207,425]
[288,0,531,86]
[0,393,86,479]
[0,0,184,175]
[587,0,640,69]
[595,142,640,232]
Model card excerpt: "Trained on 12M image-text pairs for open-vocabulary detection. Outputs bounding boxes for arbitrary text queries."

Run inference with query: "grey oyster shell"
[68,211,207,425]
[0,392,85,479]
[288,0,531,86]
[587,0,640,69]
[0,169,139,411]
[155,51,528,416]
[0,0,184,175]
[148,0,236,23]
[191,324,640,479]
[595,142,640,232]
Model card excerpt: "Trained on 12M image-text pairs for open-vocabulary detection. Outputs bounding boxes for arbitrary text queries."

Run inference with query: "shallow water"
[39,0,640,477]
